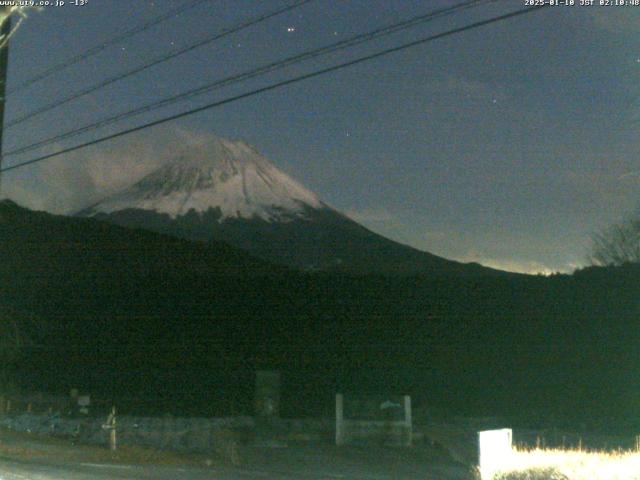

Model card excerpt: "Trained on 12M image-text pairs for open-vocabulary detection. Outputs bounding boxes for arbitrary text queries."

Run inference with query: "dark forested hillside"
[2,200,638,432]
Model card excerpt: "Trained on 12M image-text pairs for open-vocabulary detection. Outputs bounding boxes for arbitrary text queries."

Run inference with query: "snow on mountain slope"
[83,136,325,222]
[78,135,510,276]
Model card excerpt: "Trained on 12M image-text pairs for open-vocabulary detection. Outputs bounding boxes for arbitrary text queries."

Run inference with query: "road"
[0,446,473,479]
[0,459,314,480]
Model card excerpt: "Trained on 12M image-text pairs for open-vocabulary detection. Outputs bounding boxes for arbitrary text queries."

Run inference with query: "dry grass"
[0,427,236,468]
[211,428,242,466]
[486,447,640,480]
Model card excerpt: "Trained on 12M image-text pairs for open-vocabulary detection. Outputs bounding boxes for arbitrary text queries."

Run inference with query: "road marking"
[80,463,133,469]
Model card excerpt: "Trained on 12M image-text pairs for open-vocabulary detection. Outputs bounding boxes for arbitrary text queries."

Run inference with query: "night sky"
[2,0,639,274]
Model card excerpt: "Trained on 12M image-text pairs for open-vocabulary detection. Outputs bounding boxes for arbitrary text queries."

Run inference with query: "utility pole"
[0,6,10,195]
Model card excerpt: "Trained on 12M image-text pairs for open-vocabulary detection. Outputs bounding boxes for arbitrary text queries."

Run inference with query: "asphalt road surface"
[0,459,314,480]
[0,445,472,479]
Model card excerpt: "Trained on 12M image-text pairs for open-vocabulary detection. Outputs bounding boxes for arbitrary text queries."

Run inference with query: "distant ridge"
[78,136,509,277]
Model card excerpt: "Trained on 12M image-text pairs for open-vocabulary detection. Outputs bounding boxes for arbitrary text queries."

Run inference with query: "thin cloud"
[344,207,396,224]
[618,170,640,181]
[589,8,640,34]
[426,76,509,103]
[1,127,222,214]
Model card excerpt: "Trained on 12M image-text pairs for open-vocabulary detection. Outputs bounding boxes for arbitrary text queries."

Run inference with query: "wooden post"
[109,406,117,451]
[102,406,117,451]
[403,395,412,447]
[255,370,281,419]
[162,415,172,449]
[335,394,344,446]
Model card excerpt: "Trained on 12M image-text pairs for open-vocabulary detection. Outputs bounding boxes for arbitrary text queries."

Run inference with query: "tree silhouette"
[591,217,640,266]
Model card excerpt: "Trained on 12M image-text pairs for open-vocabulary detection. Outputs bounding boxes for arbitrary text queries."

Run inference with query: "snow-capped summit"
[83,136,324,222]
[78,135,505,277]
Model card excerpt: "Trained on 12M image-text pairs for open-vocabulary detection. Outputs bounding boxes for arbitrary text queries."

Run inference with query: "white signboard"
[478,428,513,480]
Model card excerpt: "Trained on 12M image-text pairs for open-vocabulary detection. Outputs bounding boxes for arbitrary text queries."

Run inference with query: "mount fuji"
[78,136,502,276]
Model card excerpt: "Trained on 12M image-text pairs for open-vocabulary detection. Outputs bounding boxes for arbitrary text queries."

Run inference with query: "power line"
[5,0,313,129]
[6,0,211,95]
[5,0,493,158]
[0,5,549,175]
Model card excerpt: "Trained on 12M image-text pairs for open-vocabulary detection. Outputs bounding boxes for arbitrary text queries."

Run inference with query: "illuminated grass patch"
[490,447,640,480]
